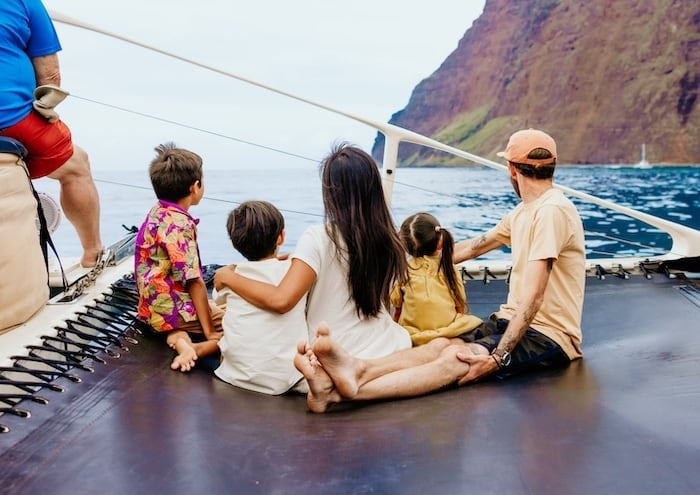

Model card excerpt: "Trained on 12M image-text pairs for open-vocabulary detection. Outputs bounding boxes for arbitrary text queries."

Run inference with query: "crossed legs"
[294,322,487,412]
[165,330,220,373]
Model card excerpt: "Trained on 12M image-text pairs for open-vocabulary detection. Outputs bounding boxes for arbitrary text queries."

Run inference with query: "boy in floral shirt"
[135,143,223,372]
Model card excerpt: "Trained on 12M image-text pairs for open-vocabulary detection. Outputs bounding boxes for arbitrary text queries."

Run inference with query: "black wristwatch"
[491,348,511,368]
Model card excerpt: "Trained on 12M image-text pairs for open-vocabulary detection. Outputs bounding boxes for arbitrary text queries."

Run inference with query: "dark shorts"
[457,315,570,378]
[0,111,74,178]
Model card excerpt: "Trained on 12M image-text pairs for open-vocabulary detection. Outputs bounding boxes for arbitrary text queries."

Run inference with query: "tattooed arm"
[456,258,553,385]
[453,227,504,264]
[496,258,553,352]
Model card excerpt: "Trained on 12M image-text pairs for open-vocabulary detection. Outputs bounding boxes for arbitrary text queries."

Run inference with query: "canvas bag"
[0,151,49,332]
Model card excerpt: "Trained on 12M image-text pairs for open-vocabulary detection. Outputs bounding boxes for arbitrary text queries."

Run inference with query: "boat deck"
[1,268,699,494]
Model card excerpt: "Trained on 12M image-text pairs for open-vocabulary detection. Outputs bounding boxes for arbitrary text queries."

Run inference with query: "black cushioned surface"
[1,273,699,494]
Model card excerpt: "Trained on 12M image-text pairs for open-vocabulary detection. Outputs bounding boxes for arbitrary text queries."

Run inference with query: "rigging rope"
[73,98,670,254]
[63,96,674,257]
[71,95,318,163]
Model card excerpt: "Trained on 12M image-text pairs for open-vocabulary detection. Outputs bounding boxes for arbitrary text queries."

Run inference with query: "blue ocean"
[36,165,700,266]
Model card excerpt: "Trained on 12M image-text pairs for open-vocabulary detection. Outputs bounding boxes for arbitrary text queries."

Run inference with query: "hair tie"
[435,225,441,233]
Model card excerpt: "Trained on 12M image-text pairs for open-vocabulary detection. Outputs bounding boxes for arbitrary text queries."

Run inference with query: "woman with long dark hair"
[214,143,411,367]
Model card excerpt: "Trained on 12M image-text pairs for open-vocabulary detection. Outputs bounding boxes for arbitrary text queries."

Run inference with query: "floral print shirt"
[134,200,203,331]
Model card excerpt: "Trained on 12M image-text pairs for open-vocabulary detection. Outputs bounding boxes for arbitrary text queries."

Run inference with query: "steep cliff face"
[373,0,700,165]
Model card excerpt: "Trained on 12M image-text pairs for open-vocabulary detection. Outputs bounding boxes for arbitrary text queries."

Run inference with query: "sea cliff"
[372,0,700,165]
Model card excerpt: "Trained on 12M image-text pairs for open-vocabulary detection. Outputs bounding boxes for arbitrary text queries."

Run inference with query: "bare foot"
[312,322,362,399]
[170,337,197,372]
[80,247,104,268]
[294,340,340,413]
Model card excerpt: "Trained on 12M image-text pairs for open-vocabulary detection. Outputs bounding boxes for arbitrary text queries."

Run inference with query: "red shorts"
[0,111,74,179]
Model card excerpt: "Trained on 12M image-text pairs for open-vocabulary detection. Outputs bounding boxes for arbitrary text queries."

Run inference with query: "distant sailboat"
[635,143,651,168]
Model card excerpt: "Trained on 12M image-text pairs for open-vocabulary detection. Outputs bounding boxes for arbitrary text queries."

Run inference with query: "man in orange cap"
[451,128,585,382]
[293,129,586,413]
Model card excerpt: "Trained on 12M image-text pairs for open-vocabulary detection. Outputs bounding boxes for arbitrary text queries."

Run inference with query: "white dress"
[293,224,411,359]
[214,258,307,395]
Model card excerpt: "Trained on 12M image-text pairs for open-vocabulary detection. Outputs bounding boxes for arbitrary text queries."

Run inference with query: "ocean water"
[35,165,700,266]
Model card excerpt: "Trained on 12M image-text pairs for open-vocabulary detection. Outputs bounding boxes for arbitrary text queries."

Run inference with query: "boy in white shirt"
[214,201,307,394]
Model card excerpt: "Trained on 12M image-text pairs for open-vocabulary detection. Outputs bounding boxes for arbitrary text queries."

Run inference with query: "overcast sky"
[40,1,486,171]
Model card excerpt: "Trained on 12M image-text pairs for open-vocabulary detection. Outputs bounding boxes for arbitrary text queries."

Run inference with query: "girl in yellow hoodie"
[391,212,482,346]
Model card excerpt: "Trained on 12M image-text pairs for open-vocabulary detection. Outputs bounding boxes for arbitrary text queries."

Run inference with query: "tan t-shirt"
[492,188,585,359]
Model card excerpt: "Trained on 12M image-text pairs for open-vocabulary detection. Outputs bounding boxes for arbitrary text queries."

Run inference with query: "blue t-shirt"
[0,0,62,129]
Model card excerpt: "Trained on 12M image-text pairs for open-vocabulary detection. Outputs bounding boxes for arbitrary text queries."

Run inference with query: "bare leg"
[191,339,220,360]
[351,344,479,401]
[314,324,487,404]
[293,340,342,413]
[312,322,452,399]
[166,331,197,372]
[48,145,102,267]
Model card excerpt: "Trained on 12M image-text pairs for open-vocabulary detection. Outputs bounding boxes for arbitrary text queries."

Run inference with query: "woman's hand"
[213,264,236,291]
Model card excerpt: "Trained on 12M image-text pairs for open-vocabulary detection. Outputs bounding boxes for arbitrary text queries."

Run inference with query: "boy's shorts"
[140,301,225,337]
[0,111,74,179]
[176,301,225,335]
[457,315,570,378]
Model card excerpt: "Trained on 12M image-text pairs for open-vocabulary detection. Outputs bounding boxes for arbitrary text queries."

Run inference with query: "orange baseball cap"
[497,129,557,166]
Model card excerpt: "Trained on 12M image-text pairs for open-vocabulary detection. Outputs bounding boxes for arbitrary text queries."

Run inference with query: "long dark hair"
[399,212,462,307]
[320,143,407,318]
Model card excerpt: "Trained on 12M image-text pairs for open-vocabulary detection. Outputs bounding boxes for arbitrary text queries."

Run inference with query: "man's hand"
[456,351,499,386]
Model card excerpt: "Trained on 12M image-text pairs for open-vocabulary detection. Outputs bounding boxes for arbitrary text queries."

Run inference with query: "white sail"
[636,143,651,168]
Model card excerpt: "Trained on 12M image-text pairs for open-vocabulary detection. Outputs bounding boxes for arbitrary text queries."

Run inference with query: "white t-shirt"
[292,224,411,359]
[214,258,307,395]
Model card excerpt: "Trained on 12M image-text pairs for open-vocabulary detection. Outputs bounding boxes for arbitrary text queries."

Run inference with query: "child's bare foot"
[294,340,340,413]
[170,337,197,372]
[312,322,362,399]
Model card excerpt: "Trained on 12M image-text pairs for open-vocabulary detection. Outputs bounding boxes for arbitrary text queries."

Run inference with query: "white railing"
[50,10,700,261]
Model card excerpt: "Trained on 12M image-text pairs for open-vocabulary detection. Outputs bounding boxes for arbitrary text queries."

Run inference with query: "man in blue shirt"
[0,0,102,267]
